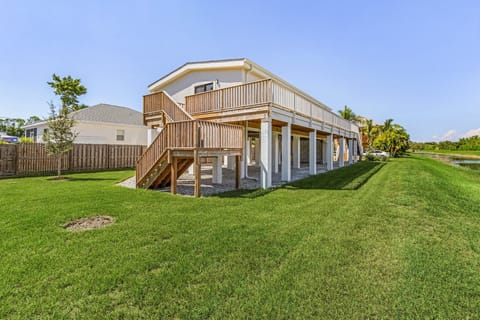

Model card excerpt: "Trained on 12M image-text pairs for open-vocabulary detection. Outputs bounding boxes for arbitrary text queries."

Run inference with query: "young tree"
[47,74,87,112]
[43,74,87,178]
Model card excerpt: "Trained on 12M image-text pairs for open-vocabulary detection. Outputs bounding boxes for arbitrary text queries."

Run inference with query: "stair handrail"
[162,91,193,121]
[136,119,244,188]
[136,127,168,186]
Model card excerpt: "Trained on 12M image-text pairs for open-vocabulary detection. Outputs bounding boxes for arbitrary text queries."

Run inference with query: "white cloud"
[440,129,458,141]
[460,128,480,139]
[433,128,480,142]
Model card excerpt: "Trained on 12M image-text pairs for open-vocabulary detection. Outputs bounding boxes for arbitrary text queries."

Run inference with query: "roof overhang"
[148,58,332,111]
[148,58,251,92]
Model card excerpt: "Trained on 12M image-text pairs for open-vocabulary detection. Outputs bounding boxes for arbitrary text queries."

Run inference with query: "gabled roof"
[148,58,248,89]
[148,58,249,90]
[70,104,143,125]
[22,104,144,129]
[148,58,332,111]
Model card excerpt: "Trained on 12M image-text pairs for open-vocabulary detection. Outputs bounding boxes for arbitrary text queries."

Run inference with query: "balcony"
[184,79,359,136]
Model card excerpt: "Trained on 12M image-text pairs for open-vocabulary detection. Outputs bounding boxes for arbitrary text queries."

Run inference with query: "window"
[116,129,125,141]
[194,82,214,94]
[26,128,37,142]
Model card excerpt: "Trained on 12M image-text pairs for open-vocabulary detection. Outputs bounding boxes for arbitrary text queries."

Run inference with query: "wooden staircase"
[136,91,243,196]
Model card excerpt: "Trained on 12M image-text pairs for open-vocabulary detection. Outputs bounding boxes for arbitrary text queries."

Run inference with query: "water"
[421,153,480,171]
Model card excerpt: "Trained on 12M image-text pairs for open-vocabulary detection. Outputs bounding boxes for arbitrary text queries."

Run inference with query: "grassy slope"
[1,157,480,319]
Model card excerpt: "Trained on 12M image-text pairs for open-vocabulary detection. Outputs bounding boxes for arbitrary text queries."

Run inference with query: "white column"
[326,134,334,171]
[241,125,247,178]
[281,124,291,181]
[339,137,345,167]
[223,155,228,168]
[348,139,354,165]
[255,138,261,166]
[246,137,251,165]
[188,164,194,175]
[322,139,327,164]
[227,156,235,170]
[260,119,272,189]
[212,156,222,184]
[309,130,317,175]
[273,133,279,173]
[353,140,358,163]
[292,136,300,169]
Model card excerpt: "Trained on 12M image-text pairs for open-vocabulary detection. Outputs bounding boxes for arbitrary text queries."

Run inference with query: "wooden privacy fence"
[0,143,145,177]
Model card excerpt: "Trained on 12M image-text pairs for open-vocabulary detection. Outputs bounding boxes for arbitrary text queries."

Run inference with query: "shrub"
[20,137,34,143]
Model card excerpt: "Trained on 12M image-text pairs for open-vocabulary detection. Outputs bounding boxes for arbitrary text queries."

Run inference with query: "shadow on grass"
[212,161,386,198]
[210,187,274,199]
[286,161,386,190]
[49,177,118,182]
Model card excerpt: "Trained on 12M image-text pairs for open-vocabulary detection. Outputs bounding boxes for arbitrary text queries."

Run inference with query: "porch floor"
[119,163,344,196]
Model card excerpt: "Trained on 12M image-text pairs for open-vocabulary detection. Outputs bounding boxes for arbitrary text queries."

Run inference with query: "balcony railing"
[143,91,192,122]
[185,79,359,135]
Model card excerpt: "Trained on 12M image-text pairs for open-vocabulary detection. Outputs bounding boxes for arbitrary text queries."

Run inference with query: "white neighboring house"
[23,104,148,145]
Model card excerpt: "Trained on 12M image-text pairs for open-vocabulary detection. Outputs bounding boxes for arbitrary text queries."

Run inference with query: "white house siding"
[157,69,248,103]
[73,122,147,145]
[27,122,147,145]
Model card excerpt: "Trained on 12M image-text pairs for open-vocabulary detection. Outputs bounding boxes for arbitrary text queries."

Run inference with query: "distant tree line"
[410,136,480,151]
[0,116,40,137]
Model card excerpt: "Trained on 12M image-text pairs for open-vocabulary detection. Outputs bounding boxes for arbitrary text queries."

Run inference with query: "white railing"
[270,80,359,135]
[185,79,361,139]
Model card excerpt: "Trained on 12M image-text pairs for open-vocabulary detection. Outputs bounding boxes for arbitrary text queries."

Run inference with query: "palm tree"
[338,105,358,121]
[382,118,394,132]
[361,118,377,150]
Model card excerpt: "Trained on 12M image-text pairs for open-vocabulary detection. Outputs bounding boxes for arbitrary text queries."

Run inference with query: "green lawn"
[1,156,480,319]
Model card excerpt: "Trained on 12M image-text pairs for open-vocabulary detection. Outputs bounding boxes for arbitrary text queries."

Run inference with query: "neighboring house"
[23,104,148,145]
[137,58,363,196]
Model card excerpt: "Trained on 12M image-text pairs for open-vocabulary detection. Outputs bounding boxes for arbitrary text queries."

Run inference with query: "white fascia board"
[148,59,248,92]
[21,121,48,129]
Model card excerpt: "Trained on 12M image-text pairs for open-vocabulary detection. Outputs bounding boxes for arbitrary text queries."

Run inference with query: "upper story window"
[116,129,125,141]
[194,82,214,94]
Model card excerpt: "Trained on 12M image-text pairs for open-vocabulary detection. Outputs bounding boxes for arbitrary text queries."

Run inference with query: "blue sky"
[1,0,479,141]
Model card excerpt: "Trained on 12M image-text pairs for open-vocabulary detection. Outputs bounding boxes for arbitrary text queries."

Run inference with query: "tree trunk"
[57,155,62,178]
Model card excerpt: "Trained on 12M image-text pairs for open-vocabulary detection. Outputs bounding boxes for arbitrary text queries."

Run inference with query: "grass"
[418,149,480,157]
[1,155,480,318]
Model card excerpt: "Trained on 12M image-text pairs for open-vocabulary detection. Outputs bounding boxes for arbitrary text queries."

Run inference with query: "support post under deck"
[260,119,272,189]
[170,157,177,195]
[236,155,241,189]
[309,130,317,175]
[293,136,300,169]
[281,124,291,181]
[339,137,345,167]
[194,150,200,198]
[348,139,354,165]
[326,134,334,171]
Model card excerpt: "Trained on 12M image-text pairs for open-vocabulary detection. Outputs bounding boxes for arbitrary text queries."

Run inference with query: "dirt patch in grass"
[64,216,114,232]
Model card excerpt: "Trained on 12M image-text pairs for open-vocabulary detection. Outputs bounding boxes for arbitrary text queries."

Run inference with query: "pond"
[421,153,480,171]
